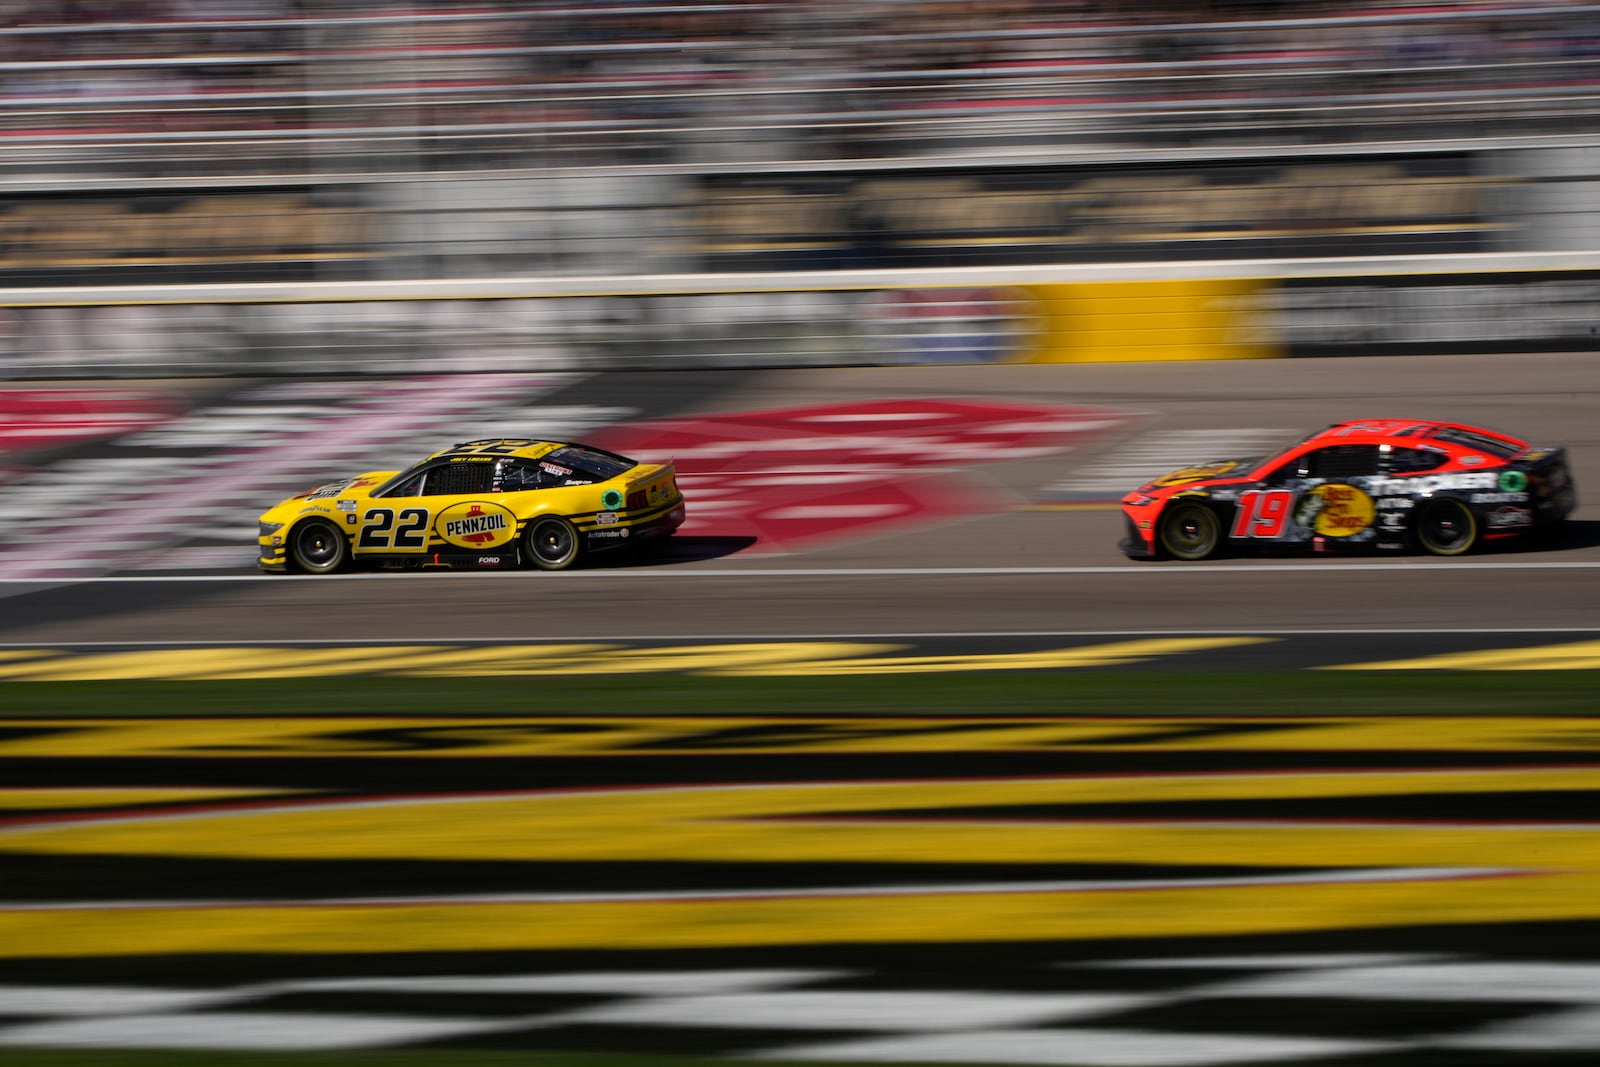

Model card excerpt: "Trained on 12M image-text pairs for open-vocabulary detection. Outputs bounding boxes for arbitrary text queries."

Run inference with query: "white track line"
[3,560,1600,583]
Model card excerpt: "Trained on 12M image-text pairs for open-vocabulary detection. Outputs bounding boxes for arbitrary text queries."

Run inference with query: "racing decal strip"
[0,637,1262,682]
[0,788,298,811]
[5,716,1600,759]
[1319,638,1600,670]
[6,633,1600,681]
[2,769,1599,956]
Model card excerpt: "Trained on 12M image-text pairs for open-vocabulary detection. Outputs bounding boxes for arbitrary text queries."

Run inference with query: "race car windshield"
[546,445,637,481]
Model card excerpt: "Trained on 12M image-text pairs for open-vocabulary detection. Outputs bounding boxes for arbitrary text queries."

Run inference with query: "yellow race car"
[257,438,686,573]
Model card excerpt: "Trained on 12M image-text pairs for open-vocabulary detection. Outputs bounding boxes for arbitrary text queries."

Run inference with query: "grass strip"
[2,671,1598,718]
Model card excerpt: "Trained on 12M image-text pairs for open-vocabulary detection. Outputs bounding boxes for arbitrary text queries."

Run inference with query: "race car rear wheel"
[290,518,348,574]
[1158,502,1221,561]
[524,515,580,570]
[1415,497,1478,556]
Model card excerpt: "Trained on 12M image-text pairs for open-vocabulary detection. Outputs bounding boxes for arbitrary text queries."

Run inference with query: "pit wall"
[2,255,1597,378]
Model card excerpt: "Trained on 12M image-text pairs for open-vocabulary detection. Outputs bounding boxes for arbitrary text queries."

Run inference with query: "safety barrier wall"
[2,253,1598,379]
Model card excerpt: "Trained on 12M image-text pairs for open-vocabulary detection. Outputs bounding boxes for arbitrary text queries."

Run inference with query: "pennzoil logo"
[437,501,517,549]
[1296,483,1375,537]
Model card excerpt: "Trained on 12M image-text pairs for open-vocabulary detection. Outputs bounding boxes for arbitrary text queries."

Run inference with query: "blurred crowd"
[1,1,1597,176]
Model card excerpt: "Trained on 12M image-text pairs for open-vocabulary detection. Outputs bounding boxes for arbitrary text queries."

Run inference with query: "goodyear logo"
[437,501,517,549]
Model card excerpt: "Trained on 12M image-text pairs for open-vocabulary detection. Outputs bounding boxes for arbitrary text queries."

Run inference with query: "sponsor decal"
[590,529,625,539]
[1296,483,1375,537]
[1368,471,1498,496]
[305,481,351,500]
[1377,496,1414,510]
[336,499,356,511]
[346,514,357,525]
[436,500,517,549]
[540,462,572,476]
[476,556,501,565]
[1471,491,1529,504]
[603,489,624,509]
[1487,506,1534,529]
[596,511,619,525]
[1152,460,1240,487]
[1500,470,1529,492]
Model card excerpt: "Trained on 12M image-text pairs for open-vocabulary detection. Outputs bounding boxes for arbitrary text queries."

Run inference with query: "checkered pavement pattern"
[3,954,1599,1064]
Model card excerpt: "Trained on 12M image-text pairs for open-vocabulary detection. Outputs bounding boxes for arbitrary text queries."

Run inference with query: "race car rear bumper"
[585,500,686,552]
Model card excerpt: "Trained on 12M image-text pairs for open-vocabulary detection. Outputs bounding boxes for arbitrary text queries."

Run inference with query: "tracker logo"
[1370,472,1497,495]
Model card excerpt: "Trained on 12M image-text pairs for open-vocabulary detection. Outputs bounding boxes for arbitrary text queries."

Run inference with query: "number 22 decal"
[358,507,430,550]
[1230,489,1294,538]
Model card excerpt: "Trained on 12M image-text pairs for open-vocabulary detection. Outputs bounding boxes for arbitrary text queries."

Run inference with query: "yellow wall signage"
[1017,279,1278,363]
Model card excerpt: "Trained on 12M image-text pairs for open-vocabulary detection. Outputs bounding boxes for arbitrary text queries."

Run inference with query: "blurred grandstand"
[3,1,1598,178]
[4,1,1600,377]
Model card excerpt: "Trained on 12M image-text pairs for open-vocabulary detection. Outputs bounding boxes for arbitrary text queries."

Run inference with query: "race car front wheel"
[1415,497,1477,556]
[1158,502,1221,561]
[290,518,348,574]
[524,515,581,570]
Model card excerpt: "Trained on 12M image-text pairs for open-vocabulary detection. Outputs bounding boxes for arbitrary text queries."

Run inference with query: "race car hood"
[1135,455,1265,493]
[259,471,397,519]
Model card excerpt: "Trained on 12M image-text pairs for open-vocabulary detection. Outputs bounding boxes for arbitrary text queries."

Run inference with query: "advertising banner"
[1271,272,1600,357]
[0,189,376,285]
[692,155,1499,271]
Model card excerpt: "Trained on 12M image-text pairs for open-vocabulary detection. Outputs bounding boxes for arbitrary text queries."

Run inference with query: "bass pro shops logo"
[438,500,517,549]
[1294,483,1376,537]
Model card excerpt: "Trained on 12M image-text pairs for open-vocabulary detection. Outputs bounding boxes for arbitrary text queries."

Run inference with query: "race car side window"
[1384,446,1448,474]
[496,459,550,491]
[1301,444,1381,480]
[422,460,496,496]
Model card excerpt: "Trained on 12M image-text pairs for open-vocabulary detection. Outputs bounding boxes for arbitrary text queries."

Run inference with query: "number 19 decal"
[358,507,430,550]
[1230,489,1294,538]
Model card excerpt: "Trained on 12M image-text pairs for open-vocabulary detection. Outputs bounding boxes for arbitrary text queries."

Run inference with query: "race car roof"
[422,439,564,461]
[1306,420,1527,454]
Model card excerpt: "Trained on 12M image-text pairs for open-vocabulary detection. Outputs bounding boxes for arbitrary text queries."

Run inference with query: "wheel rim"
[294,523,342,571]
[530,519,575,566]
[1421,503,1473,553]
[1163,506,1216,559]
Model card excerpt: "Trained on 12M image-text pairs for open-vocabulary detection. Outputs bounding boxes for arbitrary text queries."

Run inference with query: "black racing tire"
[290,518,348,574]
[523,515,581,571]
[1414,497,1478,556]
[1158,501,1222,561]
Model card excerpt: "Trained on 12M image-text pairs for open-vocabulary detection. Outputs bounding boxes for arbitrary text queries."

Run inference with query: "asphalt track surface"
[3,350,1599,654]
[5,354,1600,1066]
